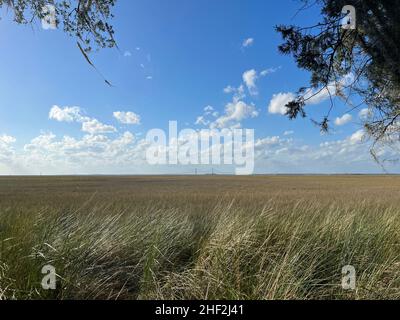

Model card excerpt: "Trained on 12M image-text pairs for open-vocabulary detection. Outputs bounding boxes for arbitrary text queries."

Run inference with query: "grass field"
[0,175,399,300]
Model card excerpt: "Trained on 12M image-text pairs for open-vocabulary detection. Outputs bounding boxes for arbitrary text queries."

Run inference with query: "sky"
[0,0,398,175]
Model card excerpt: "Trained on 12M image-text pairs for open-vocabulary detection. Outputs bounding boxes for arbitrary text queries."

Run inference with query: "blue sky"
[0,0,396,174]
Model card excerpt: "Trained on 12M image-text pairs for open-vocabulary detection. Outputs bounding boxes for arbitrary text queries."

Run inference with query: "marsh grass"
[0,176,399,300]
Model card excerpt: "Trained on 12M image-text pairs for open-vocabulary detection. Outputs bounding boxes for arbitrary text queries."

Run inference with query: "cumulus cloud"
[124,51,132,57]
[24,132,56,152]
[204,105,214,113]
[359,108,371,120]
[255,136,285,148]
[113,111,141,125]
[268,92,296,115]
[306,74,355,105]
[267,87,331,116]
[1,125,397,175]
[250,129,389,173]
[82,119,117,135]
[267,130,366,173]
[223,85,246,102]
[211,70,261,128]
[25,132,136,156]
[242,38,254,48]
[195,116,210,126]
[195,106,219,126]
[49,105,86,122]
[212,100,258,129]
[260,67,280,77]
[267,74,355,116]
[10,129,148,175]
[41,5,57,30]
[0,134,16,165]
[335,114,353,126]
[304,87,331,105]
[242,69,258,95]
[349,129,365,144]
[49,105,117,135]
[223,86,236,94]
[0,134,16,145]
[267,87,332,116]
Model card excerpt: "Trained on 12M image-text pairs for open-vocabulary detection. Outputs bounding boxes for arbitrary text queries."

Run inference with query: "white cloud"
[195,106,219,126]
[0,134,16,165]
[255,136,284,148]
[304,74,354,105]
[195,116,210,126]
[267,74,355,116]
[49,105,86,122]
[223,86,235,94]
[24,132,56,151]
[242,69,258,95]
[212,100,258,129]
[82,119,117,135]
[204,105,214,113]
[267,87,331,116]
[113,111,141,125]
[0,134,16,145]
[334,114,353,126]
[268,92,296,115]
[250,129,383,173]
[359,108,371,120]
[25,132,135,159]
[49,105,117,135]
[1,126,397,175]
[15,130,146,174]
[242,38,254,48]
[260,67,280,77]
[124,51,132,57]
[267,87,332,116]
[284,130,294,136]
[41,5,57,30]
[223,85,246,102]
[205,106,218,117]
[349,129,365,144]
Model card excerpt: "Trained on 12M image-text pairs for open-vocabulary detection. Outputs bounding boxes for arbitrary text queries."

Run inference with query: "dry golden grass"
[0,175,399,300]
